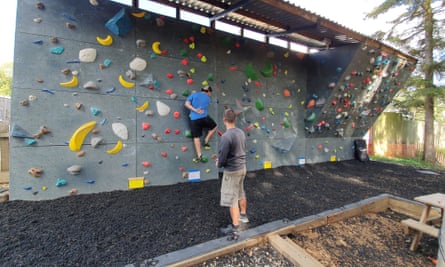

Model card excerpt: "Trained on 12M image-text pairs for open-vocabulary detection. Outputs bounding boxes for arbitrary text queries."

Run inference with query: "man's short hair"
[201,86,212,92]
[224,109,236,123]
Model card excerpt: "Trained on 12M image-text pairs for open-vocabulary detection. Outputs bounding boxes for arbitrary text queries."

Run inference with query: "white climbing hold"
[79,48,97,63]
[90,136,103,148]
[112,122,128,140]
[156,100,170,116]
[129,57,147,71]
[67,165,82,175]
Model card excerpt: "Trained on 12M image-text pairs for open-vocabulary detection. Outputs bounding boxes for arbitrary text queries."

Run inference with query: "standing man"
[216,109,248,236]
[184,86,217,163]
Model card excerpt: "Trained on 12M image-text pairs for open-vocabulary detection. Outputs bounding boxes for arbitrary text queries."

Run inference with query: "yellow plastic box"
[128,177,145,189]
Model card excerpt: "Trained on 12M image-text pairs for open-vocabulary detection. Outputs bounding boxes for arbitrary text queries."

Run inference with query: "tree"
[0,62,12,96]
[367,0,445,163]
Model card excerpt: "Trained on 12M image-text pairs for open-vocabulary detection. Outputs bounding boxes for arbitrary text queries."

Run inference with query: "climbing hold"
[164,128,171,134]
[69,121,97,152]
[261,62,273,77]
[90,136,103,148]
[112,122,128,140]
[60,75,78,87]
[28,168,43,177]
[185,130,192,138]
[141,161,151,167]
[136,101,149,112]
[50,46,65,55]
[245,63,258,80]
[152,41,162,55]
[161,151,168,157]
[25,138,37,145]
[283,89,291,97]
[96,35,113,46]
[132,11,146,18]
[83,81,98,90]
[56,178,67,187]
[305,112,316,122]
[181,59,189,66]
[174,129,180,135]
[173,111,180,119]
[156,100,171,116]
[107,140,123,154]
[67,165,82,175]
[165,89,173,95]
[181,146,188,152]
[306,99,316,109]
[129,57,147,71]
[119,74,135,88]
[187,79,193,85]
[142,122,151,130]
[90,107,101,116]
[255,98,264,111]
[79,48,97,63]
[106,8,133,37]
[201,56,207,63]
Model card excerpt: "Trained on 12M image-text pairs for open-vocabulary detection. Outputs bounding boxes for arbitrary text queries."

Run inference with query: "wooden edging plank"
[268,234,324,267]
[389,196,442,220]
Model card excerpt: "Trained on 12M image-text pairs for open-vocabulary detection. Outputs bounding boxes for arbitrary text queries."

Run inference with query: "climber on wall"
[184,86,217,163]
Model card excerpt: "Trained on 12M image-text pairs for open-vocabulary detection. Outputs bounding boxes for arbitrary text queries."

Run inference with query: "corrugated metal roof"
[137,0,416,62]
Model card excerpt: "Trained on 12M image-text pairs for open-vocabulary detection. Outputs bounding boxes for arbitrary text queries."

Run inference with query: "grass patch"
[371,155,445,171]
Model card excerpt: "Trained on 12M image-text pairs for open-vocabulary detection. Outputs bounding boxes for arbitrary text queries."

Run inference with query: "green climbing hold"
[182,89,190,97]
[201,156,208,163]
[207,73,214,81]
[305,112,316,122]
[260,62,273,77]
[245,63,258,80]
[185,130,192,138]
[283,117,290,128]
[180,49,188,57]
[255,98,264,111]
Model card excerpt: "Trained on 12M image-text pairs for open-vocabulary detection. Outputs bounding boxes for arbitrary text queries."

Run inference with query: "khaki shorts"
[220,166,247,208]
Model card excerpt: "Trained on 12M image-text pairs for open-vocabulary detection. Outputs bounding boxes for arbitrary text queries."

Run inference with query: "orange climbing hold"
[283,89,291,97]
[306,99,316,109]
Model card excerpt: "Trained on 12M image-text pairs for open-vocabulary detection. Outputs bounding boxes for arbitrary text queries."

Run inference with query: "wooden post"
[437,214,445,266]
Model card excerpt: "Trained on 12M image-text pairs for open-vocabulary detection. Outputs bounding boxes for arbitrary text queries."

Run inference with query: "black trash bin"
[354,139,369,162]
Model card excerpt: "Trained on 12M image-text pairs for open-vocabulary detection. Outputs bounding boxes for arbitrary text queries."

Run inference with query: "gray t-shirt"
[217,128,246,171]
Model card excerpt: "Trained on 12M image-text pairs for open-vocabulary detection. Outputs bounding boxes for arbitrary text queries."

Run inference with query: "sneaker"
[204,143,211,150]
[192,155,202,163]
[220,224,239,236]
[239,214,249,223]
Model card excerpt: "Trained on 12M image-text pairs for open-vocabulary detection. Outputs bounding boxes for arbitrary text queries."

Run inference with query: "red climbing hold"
[167,73,174,79]
[181,59,189,66]
[197,52,203,59]
[229,66,238,71]
[174,129,180,135]
[164,128,171,134]
[161,151,168,157]
[142,122,151,130]
[186,79,193,85]
[165,89,173,95]
[173,111,180,119]
[141,161,151,167]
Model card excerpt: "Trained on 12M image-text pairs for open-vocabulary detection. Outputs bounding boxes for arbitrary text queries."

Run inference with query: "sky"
[0,0,392,65]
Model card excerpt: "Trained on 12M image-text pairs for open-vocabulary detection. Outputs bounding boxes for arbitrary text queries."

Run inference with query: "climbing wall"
[10,0,415,200]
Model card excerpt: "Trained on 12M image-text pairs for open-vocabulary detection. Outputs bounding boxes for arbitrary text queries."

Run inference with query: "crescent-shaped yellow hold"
[119,75,135,88]
[136,101,149,112]
[96,35,113,46]
[60,75,78,87]
[107,140,123,154]
[69,121,97,152]
[131,11,146,18]
[152,41,162,55]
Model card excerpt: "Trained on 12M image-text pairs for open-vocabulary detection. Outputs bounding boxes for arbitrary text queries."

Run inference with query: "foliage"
[370,155,445,171]
[0,62,12,96]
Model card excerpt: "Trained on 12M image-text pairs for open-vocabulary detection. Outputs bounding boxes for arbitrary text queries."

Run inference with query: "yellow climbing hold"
[131,11,146,18]
[69,121,97,151]
[136,101,149,112]
[60,75,78,87]
[107,140,123,155]
[119,75,135,88]
[96,35,113,46]
[151,41,162,55]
